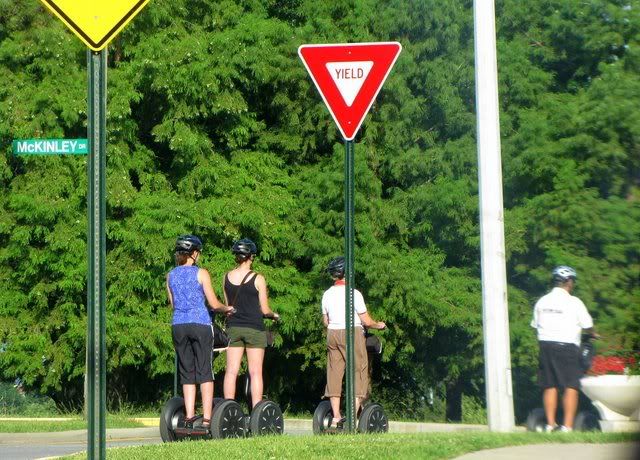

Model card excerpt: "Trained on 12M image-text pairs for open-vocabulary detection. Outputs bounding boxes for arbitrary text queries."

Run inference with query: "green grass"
[62,432,640,460]
[0,414,146,432]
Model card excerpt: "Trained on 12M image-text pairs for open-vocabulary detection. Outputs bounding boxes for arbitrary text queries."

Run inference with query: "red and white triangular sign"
[298,42,402,141]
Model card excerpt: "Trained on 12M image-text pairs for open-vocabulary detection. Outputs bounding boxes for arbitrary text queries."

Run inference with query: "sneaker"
[553,425,572,433]
[544,424,558,433]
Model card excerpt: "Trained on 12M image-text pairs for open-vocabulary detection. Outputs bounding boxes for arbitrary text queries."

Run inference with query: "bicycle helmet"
[552,265,577,283]
[175,235,203,254]
[327,256,345,279]
[231,238,257,256]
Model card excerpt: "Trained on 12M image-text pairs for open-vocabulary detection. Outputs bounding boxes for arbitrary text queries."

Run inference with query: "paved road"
[0,428,161,460]
[454,442,640,460]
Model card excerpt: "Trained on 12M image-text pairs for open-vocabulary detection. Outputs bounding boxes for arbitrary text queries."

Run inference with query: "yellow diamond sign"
[40,0,151,51]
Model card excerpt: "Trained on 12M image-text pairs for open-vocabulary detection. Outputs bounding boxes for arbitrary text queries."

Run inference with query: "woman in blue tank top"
[222,238,279,408]
[166,235,233,430]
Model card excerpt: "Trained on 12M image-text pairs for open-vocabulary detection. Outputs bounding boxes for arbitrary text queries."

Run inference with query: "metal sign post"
[86,49,107,459]
[344,139,356,432]
[37,3,150,457]
[299,42,401,435]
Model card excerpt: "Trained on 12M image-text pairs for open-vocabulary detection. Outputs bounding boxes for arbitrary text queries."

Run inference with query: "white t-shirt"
[530,287,593,346]
[321,284,367,330]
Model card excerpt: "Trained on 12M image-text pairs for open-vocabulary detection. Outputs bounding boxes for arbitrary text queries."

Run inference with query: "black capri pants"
[172,323,214,385]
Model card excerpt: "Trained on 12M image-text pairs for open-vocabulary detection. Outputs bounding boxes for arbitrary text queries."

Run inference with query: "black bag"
[580,339,595,373]
[365,332,382,355]
[212,321,230,349]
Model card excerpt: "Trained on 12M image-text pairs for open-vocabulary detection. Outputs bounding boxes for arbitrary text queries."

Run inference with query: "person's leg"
[325,330,346,423]
[246,347,265,408]
[562,388,579,429]
[224,346,244,400]
[173,325,197,419]
[183,384,197,418]
[543,387,558,427]
[200,381,214,422]
[192,323,215,422]
[354,329,369,416]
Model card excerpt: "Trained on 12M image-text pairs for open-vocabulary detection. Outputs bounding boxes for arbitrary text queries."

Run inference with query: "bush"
[461,395,487,425]
[0,381,58,416]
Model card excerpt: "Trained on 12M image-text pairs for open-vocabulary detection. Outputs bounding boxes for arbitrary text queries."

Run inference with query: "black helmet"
[175,235,203,254]
[231,238,257,256]
[327,256,345,278]
[552,265,577,283]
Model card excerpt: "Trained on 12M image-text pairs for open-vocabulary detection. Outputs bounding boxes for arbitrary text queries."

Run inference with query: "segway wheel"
[213,397,225,413]
[210,399,247,439]
[357,403,388,433]
[159,396,185,442]
[574,411,601,432]
[250,399,284,436]
[312,400,333,434]
[526,408,547,432]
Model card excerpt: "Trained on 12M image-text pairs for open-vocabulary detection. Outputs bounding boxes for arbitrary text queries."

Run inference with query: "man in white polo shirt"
[322,256,386,428]
[531,266,596,432]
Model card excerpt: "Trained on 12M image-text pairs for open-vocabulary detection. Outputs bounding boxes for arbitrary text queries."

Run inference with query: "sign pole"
[87,49,107,459]
[473,0,515,432]
[344,139,356,433]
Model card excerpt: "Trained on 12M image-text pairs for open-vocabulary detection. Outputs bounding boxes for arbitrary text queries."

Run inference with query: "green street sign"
[12,138,88,155]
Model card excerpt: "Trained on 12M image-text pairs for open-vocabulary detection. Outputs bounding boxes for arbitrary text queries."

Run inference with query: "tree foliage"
[0,0,637,420]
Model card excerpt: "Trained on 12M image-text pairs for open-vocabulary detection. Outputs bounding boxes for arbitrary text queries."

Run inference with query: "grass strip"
[63,431,639,460]
[0,415,145,432]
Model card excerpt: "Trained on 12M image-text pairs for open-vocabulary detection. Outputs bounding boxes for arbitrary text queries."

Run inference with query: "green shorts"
[227,326,267,349]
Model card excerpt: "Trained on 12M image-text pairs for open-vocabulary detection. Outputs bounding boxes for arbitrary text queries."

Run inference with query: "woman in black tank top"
[222,239,279,408]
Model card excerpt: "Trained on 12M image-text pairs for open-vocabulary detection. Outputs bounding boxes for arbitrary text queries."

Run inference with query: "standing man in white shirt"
[321,256,386,428]
[531,266,596,432]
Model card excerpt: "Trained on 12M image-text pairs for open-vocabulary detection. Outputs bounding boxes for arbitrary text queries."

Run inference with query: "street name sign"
[12,139,88,155]
[298,42,402,140]
[39,0,151,51]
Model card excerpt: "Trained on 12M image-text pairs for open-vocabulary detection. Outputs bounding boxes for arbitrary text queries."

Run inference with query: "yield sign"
[298,42,402,141]
[39,0,150,51]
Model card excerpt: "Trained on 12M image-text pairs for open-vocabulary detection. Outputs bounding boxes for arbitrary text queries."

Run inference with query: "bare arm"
[323,313,329,328]
[358,311,385,330]
[255,274,279,319]
[199,268,232,313]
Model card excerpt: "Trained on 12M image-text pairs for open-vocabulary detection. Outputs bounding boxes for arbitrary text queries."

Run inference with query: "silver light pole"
[473,0,515,432]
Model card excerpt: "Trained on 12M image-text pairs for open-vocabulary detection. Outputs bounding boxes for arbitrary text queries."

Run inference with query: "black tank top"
[225,272,264,331]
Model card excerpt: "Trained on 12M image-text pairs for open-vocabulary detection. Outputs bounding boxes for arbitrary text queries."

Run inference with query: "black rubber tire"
[357,402,388,433]
[574,411,601,432]
[250,399,284,436]
[159,396,185,442]
[212,397,225,413]
[210,399,247,439]
[526,408,547,432]
[312,400,334,435]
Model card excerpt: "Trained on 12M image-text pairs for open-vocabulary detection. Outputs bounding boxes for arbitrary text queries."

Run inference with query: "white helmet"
[552,266,577,282]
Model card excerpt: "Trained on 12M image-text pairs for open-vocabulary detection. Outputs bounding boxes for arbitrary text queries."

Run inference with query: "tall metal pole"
[344,139,356,432]
[473,0,515,432]
[87,49,107,458]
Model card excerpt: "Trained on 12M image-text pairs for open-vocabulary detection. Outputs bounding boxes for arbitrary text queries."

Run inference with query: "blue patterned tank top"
[168,265,210,326]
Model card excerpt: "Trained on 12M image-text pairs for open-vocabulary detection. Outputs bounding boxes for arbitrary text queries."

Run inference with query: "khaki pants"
[324,328,369,398]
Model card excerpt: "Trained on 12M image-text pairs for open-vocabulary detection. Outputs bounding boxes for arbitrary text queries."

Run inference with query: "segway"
[313,329,389,434]
[160,314,284,441]
[526,333,601,432]
[220,315,284,437]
